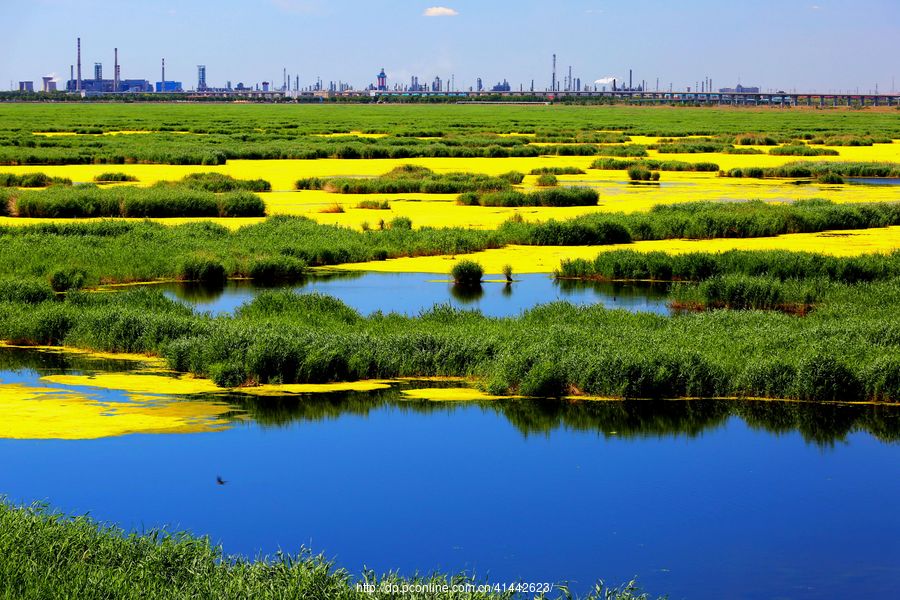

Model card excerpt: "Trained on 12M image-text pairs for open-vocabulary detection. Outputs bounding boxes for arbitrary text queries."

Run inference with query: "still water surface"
[155,271,671,317]
[0,348,898,599]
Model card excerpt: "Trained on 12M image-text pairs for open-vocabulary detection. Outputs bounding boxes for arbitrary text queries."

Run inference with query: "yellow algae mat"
[401,388,505,402]
[0,383,234,439]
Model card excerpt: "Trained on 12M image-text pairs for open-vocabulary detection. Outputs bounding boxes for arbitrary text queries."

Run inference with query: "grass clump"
[595,145,648,157]
[627,166,660,182]
[451,259,484,286]
[530,166,586,175]
[0,278,55,303]
[94,172,138,182]
[356,200,390,210]
[248,256,307,283]
[0,172,71,187]
[726,161,900,179]
[591,158,718,172]
[535,173,558,186]
[769,145,839,157]
[298,165,513,194]
[179,257,227,283]
[460,187,598,207]
[8,186,265,218]
[176,172,272,192]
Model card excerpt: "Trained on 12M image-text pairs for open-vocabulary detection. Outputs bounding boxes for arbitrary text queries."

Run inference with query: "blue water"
[847,177,900,186]
[156,272,672,317]
[0,350,899,599]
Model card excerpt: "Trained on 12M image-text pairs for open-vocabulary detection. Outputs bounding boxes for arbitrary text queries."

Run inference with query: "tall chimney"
[70,65,74,90]
[76,37,82,91]
[161,58,165,92]
[629,69,632,90]
[114,48,119,92]
[551,54,556,92]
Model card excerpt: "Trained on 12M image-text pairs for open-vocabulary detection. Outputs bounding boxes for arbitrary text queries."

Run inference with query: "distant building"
[197,65,207,91]
[719,84,760,93]
[376,68,387,91]
[42,77,56,92]
[476,78,483,92]
[432,76,442,92]
[155,81,183,93]
[18,81,34,92]
[491,79,511,92]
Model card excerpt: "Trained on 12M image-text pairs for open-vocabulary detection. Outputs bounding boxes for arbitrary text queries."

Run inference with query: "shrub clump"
[450,260,483,286]
[248,256,307,283]
[94,172,138,182]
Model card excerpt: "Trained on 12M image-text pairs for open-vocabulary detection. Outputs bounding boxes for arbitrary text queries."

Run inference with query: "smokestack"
[568,65,572,91]
[551,54,556,92]
[629,69,632,91]
[70,65,74,89]
[161,58,165,93]
[114,48,118,92]
[76,37,82,92]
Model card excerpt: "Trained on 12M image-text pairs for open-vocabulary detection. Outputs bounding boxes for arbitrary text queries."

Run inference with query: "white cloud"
[423,6,459,17]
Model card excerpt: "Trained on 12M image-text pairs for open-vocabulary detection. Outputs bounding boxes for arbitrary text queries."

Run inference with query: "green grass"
[297,165,513,194]
[769,145,840,157]
[1,104,897,166]
[555,248,900,283]
[529,166,586,175]
[94,172,138,182]
[451,259,484,285]
[1,268,899,401]
[727,161,900,179]
[0,502,658,600]
[590,158,719,171]
[7,185,265,218]
[458,187,599,207]
[2,199,899,285]
[0,172,71,187]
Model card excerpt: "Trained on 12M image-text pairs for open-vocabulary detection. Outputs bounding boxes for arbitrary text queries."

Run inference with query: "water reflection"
[152,272,672,317]
[2,346,896,447]
[227,391,900,447]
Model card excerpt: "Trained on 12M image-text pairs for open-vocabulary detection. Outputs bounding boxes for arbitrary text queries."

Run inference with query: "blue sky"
[2,0,898,93]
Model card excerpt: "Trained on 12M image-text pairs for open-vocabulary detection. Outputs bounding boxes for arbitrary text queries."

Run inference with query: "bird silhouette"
[216,475,227,486]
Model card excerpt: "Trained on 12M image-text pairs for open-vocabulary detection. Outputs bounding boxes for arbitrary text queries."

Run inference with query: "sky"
[1,0,898,93]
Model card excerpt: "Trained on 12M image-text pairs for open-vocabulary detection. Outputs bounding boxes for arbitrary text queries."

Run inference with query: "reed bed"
[7,185,266,218]
[296,165,514,194]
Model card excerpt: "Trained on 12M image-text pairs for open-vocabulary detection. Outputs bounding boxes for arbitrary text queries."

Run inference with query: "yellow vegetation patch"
[401,388,505,402]
[331,227,900,274]
[0,383,234,439]
[41,373,224,395]
[237,381,394,395]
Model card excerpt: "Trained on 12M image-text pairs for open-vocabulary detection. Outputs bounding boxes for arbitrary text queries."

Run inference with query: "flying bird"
[216,475,227,486]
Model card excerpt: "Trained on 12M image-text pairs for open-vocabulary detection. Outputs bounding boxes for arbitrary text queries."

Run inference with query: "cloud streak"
[423,6,458,17]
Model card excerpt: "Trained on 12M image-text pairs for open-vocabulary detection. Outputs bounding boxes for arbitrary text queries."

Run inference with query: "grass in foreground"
[0,502,656,600]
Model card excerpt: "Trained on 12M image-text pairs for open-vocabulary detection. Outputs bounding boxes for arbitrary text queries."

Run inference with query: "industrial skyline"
[10,35,898,102]
[1,0,898,95]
